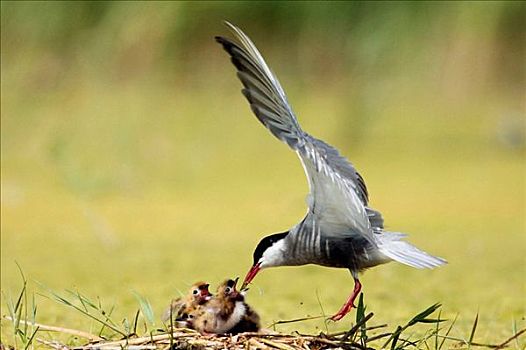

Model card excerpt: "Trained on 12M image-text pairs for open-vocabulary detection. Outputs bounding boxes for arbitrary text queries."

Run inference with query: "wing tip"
[215,35,234,49]
[222,20,236,31]
[214,35,226,43]
[215,36,245,73]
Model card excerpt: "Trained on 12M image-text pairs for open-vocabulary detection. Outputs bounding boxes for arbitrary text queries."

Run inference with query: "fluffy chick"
[191,278,260,334]
[228,301,260,334]
[161,281,211,325]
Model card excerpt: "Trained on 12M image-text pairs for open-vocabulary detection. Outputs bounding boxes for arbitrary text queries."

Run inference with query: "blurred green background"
[1,1,525,345]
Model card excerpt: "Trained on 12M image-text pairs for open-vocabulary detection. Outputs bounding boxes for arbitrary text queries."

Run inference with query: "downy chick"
[228,295,260,334]
[192,278,259,334]
[161,281,212,326]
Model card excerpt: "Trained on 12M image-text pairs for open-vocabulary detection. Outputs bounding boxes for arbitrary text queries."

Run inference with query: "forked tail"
[377,232,446,269]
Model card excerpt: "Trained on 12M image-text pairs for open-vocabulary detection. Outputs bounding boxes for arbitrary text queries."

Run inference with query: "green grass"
[2,274,524,349]
[1,77,524,347]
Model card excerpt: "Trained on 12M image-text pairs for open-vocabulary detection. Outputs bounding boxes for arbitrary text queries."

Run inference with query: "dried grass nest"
[5,302,525,350]
[41,327,375,350]
[6,313,382,350]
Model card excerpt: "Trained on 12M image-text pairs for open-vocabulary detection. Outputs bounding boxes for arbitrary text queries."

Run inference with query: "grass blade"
[383,303,442,349]
[31,293,37,323]
[132,309,140,335]
[434,310,441,350]
[390,325,403,350]
[439,314,458,350]
[315,289,329,334]
[356,293,367,345]
[65,289,97,312]
[468,312,479,348]
[14,261,29,341]
[15,287,26,341]
[511,319,520,350]
[22,326,39,350]
[132,291,155,327]
[122,317,131,335]
[37,283,126,336]
[407,303,442,327]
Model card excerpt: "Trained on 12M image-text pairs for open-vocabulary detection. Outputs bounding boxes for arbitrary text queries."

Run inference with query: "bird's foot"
[329,305,354,321]
[329,278,362,321]
[329,313,345,322]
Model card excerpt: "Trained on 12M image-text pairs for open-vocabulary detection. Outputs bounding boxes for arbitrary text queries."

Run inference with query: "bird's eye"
[192,289,199,295]
[188,314,194,319]
[224,287,232,294]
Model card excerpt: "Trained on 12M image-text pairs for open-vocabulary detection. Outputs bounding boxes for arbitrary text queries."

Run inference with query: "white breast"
[209,301,246,334]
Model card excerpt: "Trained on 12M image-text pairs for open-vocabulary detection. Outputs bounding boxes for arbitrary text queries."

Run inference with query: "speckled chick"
[228,298,260,334]
[192,278,256,334]
[161,281,211,326]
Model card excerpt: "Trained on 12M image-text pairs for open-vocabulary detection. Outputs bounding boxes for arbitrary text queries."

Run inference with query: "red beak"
[242,263,261,289]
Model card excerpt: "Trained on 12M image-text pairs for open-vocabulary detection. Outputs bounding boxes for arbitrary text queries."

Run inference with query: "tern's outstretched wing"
[216,22,379,235]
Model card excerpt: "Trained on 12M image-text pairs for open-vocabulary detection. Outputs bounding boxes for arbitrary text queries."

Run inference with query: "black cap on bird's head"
[242,231,289,289]
[252,231,290,266]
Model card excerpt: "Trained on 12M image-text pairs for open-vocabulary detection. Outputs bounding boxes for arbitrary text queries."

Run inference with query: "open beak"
[230,277,242,299]
[242,263,261,289]
[199,284,212,301]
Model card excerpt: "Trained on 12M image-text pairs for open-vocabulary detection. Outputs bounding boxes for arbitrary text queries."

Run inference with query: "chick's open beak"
[242,263,261,289]
[199,284,212,300]
[230,277,244,300]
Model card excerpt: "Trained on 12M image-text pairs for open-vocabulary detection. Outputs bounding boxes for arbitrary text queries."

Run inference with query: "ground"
[2,83,525,347]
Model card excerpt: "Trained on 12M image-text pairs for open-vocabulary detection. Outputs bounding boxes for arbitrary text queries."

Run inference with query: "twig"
[341,312,374,341]
[4,316,103,341]
[495,328,526,350]
[78,331,199,348]
[307,337,344,347]
[249,337,271,349]
[365,332,393,342]
[268,315,325,328]
[36,338,70,350]
[365,324,388,332]
[77,347,157,350]
[436,335,512,349]
[258,338,296,350]
[238,332,285,337]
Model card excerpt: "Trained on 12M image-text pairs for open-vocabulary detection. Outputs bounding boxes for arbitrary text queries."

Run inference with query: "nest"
[43,328,373,350]
[9,314,379,350]
[7,303,524,350]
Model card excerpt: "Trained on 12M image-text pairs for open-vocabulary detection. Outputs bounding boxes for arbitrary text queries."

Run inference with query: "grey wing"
[216,23,303,149]
[216,22,375,237]
[298,137,371,236]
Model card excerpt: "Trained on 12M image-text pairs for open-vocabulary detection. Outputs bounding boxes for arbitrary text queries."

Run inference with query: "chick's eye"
[192,289,199,295]
[224,287,232,294]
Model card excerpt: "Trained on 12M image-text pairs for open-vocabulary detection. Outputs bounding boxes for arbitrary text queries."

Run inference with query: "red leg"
[330,278,362,321]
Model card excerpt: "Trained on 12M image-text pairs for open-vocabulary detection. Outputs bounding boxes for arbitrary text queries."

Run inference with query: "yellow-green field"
[1,2,525,348]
